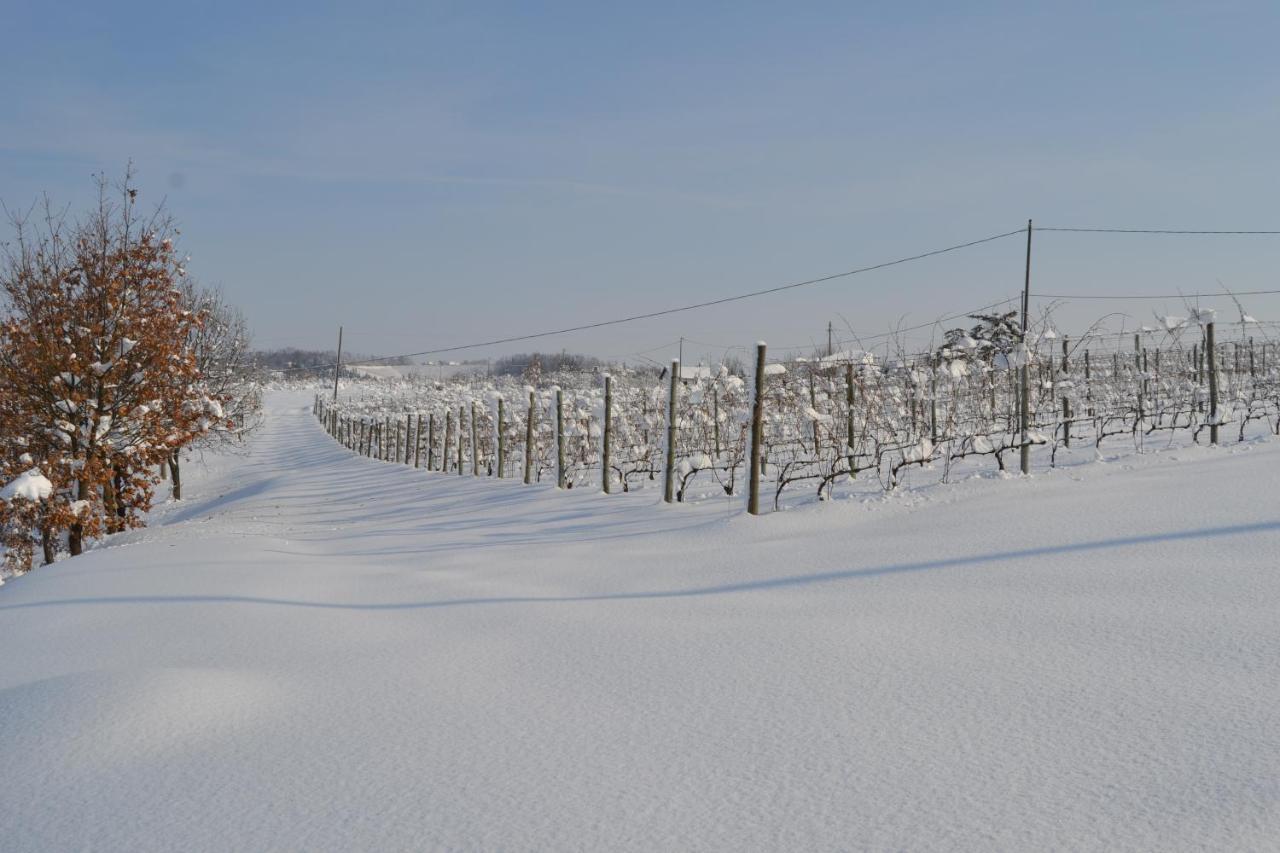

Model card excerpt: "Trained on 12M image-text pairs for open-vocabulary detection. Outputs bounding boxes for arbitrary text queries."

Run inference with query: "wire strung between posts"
[277,228,1027,373]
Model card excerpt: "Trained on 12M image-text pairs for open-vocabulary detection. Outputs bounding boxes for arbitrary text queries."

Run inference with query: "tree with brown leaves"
[0,172,232,572]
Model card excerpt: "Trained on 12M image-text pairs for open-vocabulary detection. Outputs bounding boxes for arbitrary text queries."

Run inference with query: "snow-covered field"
[2,389,1278,851]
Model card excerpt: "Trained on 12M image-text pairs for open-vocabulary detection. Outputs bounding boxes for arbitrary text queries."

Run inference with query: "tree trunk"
[169,454,182,500]
[41,527,56,565]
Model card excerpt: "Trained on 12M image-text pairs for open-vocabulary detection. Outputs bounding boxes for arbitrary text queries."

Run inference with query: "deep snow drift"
[2,390,1278,851]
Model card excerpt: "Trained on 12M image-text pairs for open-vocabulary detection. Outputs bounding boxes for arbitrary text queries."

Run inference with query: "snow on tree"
[0,171,235,571]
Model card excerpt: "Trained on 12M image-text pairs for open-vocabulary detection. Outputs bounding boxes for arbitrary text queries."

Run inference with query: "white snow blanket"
[1,391,1278,851]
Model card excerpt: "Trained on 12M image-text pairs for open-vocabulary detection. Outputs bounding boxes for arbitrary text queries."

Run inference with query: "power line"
[1037,227,1280,235]
[279,227,1026,372]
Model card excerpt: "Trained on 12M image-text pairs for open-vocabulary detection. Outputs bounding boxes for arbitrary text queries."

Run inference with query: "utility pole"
[332,325,343,402]
[1019,220,1032,475]
[827,321,833,357]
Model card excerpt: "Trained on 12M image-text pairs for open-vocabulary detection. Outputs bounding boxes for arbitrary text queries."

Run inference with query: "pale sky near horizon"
[4,2,1280,365]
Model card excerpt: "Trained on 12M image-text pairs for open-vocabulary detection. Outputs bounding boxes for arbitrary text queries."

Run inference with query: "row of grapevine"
[312,318,1280,511]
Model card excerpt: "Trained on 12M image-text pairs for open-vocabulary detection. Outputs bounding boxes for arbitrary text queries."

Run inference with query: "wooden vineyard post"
[427,409,437,468]
[471,401,480,476]
[663,359,679,504]
[414,414,423,468]
[524,390,535,485]
[602,375,613,494]
[929,364,938,445]
[556,388,566,489]
[845,362,856,478]
[497,397,506,478]
[1085,349,1093,416]
[457,406,465,476]
[1207,321,1220,445]
[748,343,767,515]
[443,410,453,473]
[1062,397,1071,448]
[808,369,820,453]
[1019,219,1032,475]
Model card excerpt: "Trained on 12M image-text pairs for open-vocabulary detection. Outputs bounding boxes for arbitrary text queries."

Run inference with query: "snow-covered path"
[3,391,1279,851]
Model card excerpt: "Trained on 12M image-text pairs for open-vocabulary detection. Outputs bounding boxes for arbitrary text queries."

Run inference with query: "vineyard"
[313,310,1280,511]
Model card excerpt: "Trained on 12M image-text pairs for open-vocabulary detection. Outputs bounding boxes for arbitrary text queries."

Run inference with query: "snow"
[0,469,53,502]
[2,389,1280,851]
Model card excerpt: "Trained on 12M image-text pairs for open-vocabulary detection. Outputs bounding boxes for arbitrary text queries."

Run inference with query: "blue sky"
[4,2,1280,363]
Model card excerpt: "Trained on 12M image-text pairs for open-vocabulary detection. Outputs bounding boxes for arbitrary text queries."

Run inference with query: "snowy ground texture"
[2,390,1279,851]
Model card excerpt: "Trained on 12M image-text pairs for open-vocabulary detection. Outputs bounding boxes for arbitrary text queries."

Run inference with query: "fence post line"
[748,343,767,515]
[497,397,505,478]
[602,375,613,494]
[664,359,679,503]
[524,390,535,485]
[1208,321,1220,445]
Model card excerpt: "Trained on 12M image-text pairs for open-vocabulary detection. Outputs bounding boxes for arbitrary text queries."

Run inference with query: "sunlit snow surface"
[2,390,1278,851]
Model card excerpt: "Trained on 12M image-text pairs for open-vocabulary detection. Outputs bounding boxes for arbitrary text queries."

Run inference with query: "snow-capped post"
[497,397,506,478]
[333,325,343,402]
[556,388,566,489]
[524,390,535,485]
[663,359,679,503]
[471,401,480,476]
[1019,219,1032,475]
[1208,321,1220,445]
[748,343,767,515]
[602,375,613,494]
